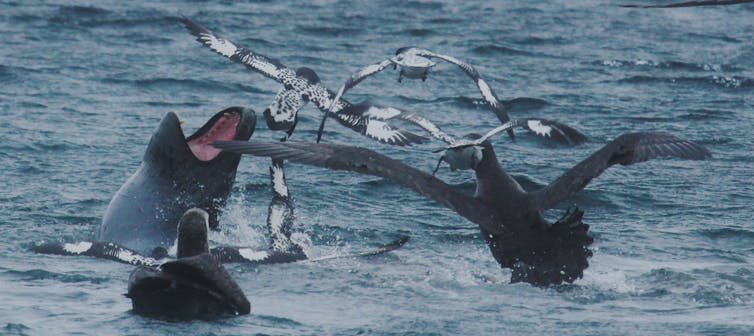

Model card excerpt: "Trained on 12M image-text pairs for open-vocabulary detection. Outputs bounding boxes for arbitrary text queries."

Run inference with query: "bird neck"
[177,230,209,258]
[473,147,525,200]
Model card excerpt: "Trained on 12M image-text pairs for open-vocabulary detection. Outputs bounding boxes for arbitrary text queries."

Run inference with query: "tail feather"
[483,208,594,287]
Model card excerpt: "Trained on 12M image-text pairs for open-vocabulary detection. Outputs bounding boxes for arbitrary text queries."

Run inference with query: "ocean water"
[1,0,753,335]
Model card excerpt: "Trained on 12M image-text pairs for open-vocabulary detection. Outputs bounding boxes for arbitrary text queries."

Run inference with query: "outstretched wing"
[315,58,396,144]
[342,58,396,93]
[411,48,511,125]
[182,17,289,83]
[529,132,712,211]
[448,117,587,150]
[514,118,588,145]
[339,103,454,145]
[31,240,163,266]
[212,140,503,234]
[267,159,300,253]
[331,102,427,146]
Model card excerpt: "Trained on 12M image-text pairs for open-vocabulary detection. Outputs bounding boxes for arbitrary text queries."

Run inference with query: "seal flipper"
[31,240,163,267]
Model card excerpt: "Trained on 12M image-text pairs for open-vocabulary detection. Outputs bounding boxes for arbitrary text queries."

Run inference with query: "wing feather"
[182,17,287,82]
[529,132,711,211]
[412,48,511,124]
[213,141,502,233]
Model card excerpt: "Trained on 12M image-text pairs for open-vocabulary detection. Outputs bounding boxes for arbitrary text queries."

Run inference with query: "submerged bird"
[317,47,516,143]
[213,130,711,286]
[126,208,250,320]
[181,17,425,146]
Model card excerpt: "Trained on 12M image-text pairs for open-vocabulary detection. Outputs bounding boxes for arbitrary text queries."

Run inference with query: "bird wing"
[529,132,711,211]
[325,102,427,146]
[343,58,396,92]
[341,103,456,145]
[513,118,588,145]
[412,48,511,124]
[212,140,503,234]
[182,17,289,83]
[447,117,586,149]
[31,240,163,267]
[267,159,298,253]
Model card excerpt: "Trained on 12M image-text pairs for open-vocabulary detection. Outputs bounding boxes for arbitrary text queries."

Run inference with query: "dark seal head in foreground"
[126,208,251,320]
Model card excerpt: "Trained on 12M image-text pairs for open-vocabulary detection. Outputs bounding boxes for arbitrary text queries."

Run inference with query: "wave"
[6,268,109,284]
[504,97,550,111]
[296,25,364,37]
[101,77,269,94]
[55,5,111,17]
[617,75,753,89]
[423,17,463,24]
[697,227,754,241]
[0,65,14,80]
[471,44,533,57]
[396,28,437,37]
[513,36,568,46]
[48,6,176,29]
[404,1,444,10]
[597,59,740,72]
[3,323,31,335]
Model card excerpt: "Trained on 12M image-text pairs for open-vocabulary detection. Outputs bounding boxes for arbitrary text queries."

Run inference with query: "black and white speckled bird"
[213,132,711,287]
[325,102,587,158]
[316,47,517,143]
[181,17,425,146]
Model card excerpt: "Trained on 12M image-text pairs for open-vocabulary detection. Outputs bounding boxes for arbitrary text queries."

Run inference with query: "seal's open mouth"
[185,111,241,161]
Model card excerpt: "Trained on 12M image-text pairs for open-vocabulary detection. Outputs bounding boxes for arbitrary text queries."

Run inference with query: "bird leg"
[431,156,445,176]
[281,116,300,142]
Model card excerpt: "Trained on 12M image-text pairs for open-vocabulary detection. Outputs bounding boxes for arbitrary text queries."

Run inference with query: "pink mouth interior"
[187,112,241,161]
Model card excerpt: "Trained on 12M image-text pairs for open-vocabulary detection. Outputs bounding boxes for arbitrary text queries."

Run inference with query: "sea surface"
[1,0,753,335]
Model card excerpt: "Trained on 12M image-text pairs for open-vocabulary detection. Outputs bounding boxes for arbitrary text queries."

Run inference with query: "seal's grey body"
[99,107,256,254]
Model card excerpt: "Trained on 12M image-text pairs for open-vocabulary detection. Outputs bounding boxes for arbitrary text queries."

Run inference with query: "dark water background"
[1,0,753,335]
